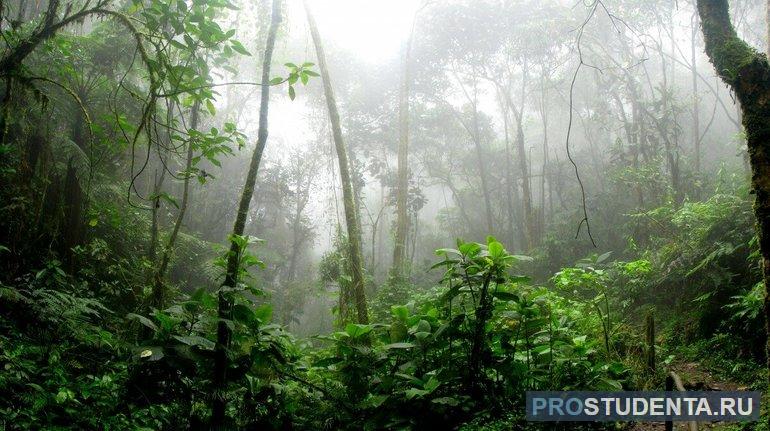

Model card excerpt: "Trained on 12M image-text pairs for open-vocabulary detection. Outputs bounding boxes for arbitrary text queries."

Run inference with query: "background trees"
[1,0,769,428]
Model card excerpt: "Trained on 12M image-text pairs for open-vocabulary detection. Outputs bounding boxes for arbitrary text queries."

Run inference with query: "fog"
[167,0,760,326]
[6,0,770,427]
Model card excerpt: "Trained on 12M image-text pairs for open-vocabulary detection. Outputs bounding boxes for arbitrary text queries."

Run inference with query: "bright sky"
[291,0,421,63]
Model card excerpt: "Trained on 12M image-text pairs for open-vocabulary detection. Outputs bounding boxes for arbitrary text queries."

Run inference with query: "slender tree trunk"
[511,105,532,248]
[469,86,495,236]
[502,82,533,248]
[497,88,518,250]
[539,73,549,233]
[409,213,418,271]
[444,178,474,229]
[692,10,701,176]
[211,0,281,426]
[151,102,199,309]
[391,25,414,281]
[148,167,166,260]
[697,1,770,417]
[287,186,310,283]
[305,0,368,325]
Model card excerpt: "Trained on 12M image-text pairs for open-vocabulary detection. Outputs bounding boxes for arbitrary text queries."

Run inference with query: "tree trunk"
[495,84,522,250]
[692,10,701,176]
[210,0,281,426]
[697,0,770,415]
[305,0,368,325]
[511,104,532,248]
[391,24,414,282]
[471,101,495,236]
[148,167,166,260]
[539,73,549,236]
[151,102,199,309]
[502,78,533,249]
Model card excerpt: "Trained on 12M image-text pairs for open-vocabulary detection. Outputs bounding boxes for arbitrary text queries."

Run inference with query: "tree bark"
[471,98,495,236]
[391,24,414,282]
[148,167,166,260]
[495,85,521,250]
[511,103,533,248]
[211,0,281,427]
[538,72,549,238]
[501,76,534,249]
[692,10,701,176]
[697,0,770,413]
[305,0,368,325]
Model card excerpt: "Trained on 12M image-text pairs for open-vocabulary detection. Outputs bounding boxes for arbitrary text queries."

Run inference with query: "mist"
[2,0,768,429]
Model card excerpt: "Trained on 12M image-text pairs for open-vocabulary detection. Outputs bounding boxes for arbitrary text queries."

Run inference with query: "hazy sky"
[295,0,421,63]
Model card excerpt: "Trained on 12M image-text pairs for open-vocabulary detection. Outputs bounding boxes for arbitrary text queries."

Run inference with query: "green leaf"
[183,34,195,49]
[383,342,415,349]
[151,192,179,209]
[269,76,283,85]
[596,251,613,263]
[345,323,373,338]
[492,291,518,301]
[288,86,296,101]
[230,40,251,56]
[405,388,428,399]
[253,303,272,323]
[391,304,409,320]
[488,241,505,258]
[134,346,164,361]
[127,313,157,332]
[232,303,255,324]
[432,397,459,406]
[509,275,531,284]
[206,99,216,116]
[173,335,215,350]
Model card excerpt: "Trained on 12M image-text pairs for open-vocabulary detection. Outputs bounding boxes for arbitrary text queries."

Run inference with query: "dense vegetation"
[1,0,768,429]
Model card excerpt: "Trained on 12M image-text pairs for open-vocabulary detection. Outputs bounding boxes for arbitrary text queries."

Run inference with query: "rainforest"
[1,0,769,429]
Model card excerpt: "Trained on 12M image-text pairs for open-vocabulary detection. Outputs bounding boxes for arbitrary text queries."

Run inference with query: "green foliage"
[302,238,628,429]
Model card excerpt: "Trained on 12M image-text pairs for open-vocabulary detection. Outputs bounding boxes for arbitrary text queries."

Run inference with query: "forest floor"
[627,361,747,431]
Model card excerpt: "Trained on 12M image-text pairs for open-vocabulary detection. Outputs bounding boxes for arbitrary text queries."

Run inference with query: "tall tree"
[304,0,369,325]
[692,10,701,176]
[211,0,281,426]
[391,20,415,281]
[697,0,770,406]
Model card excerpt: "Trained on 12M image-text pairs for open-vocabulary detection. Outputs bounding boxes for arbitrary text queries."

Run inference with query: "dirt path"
[626,362,745,431]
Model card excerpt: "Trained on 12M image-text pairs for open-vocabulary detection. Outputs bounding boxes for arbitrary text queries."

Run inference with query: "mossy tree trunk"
[697,0,770,406]
[210,0,281,427]
[305,0,369,325]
